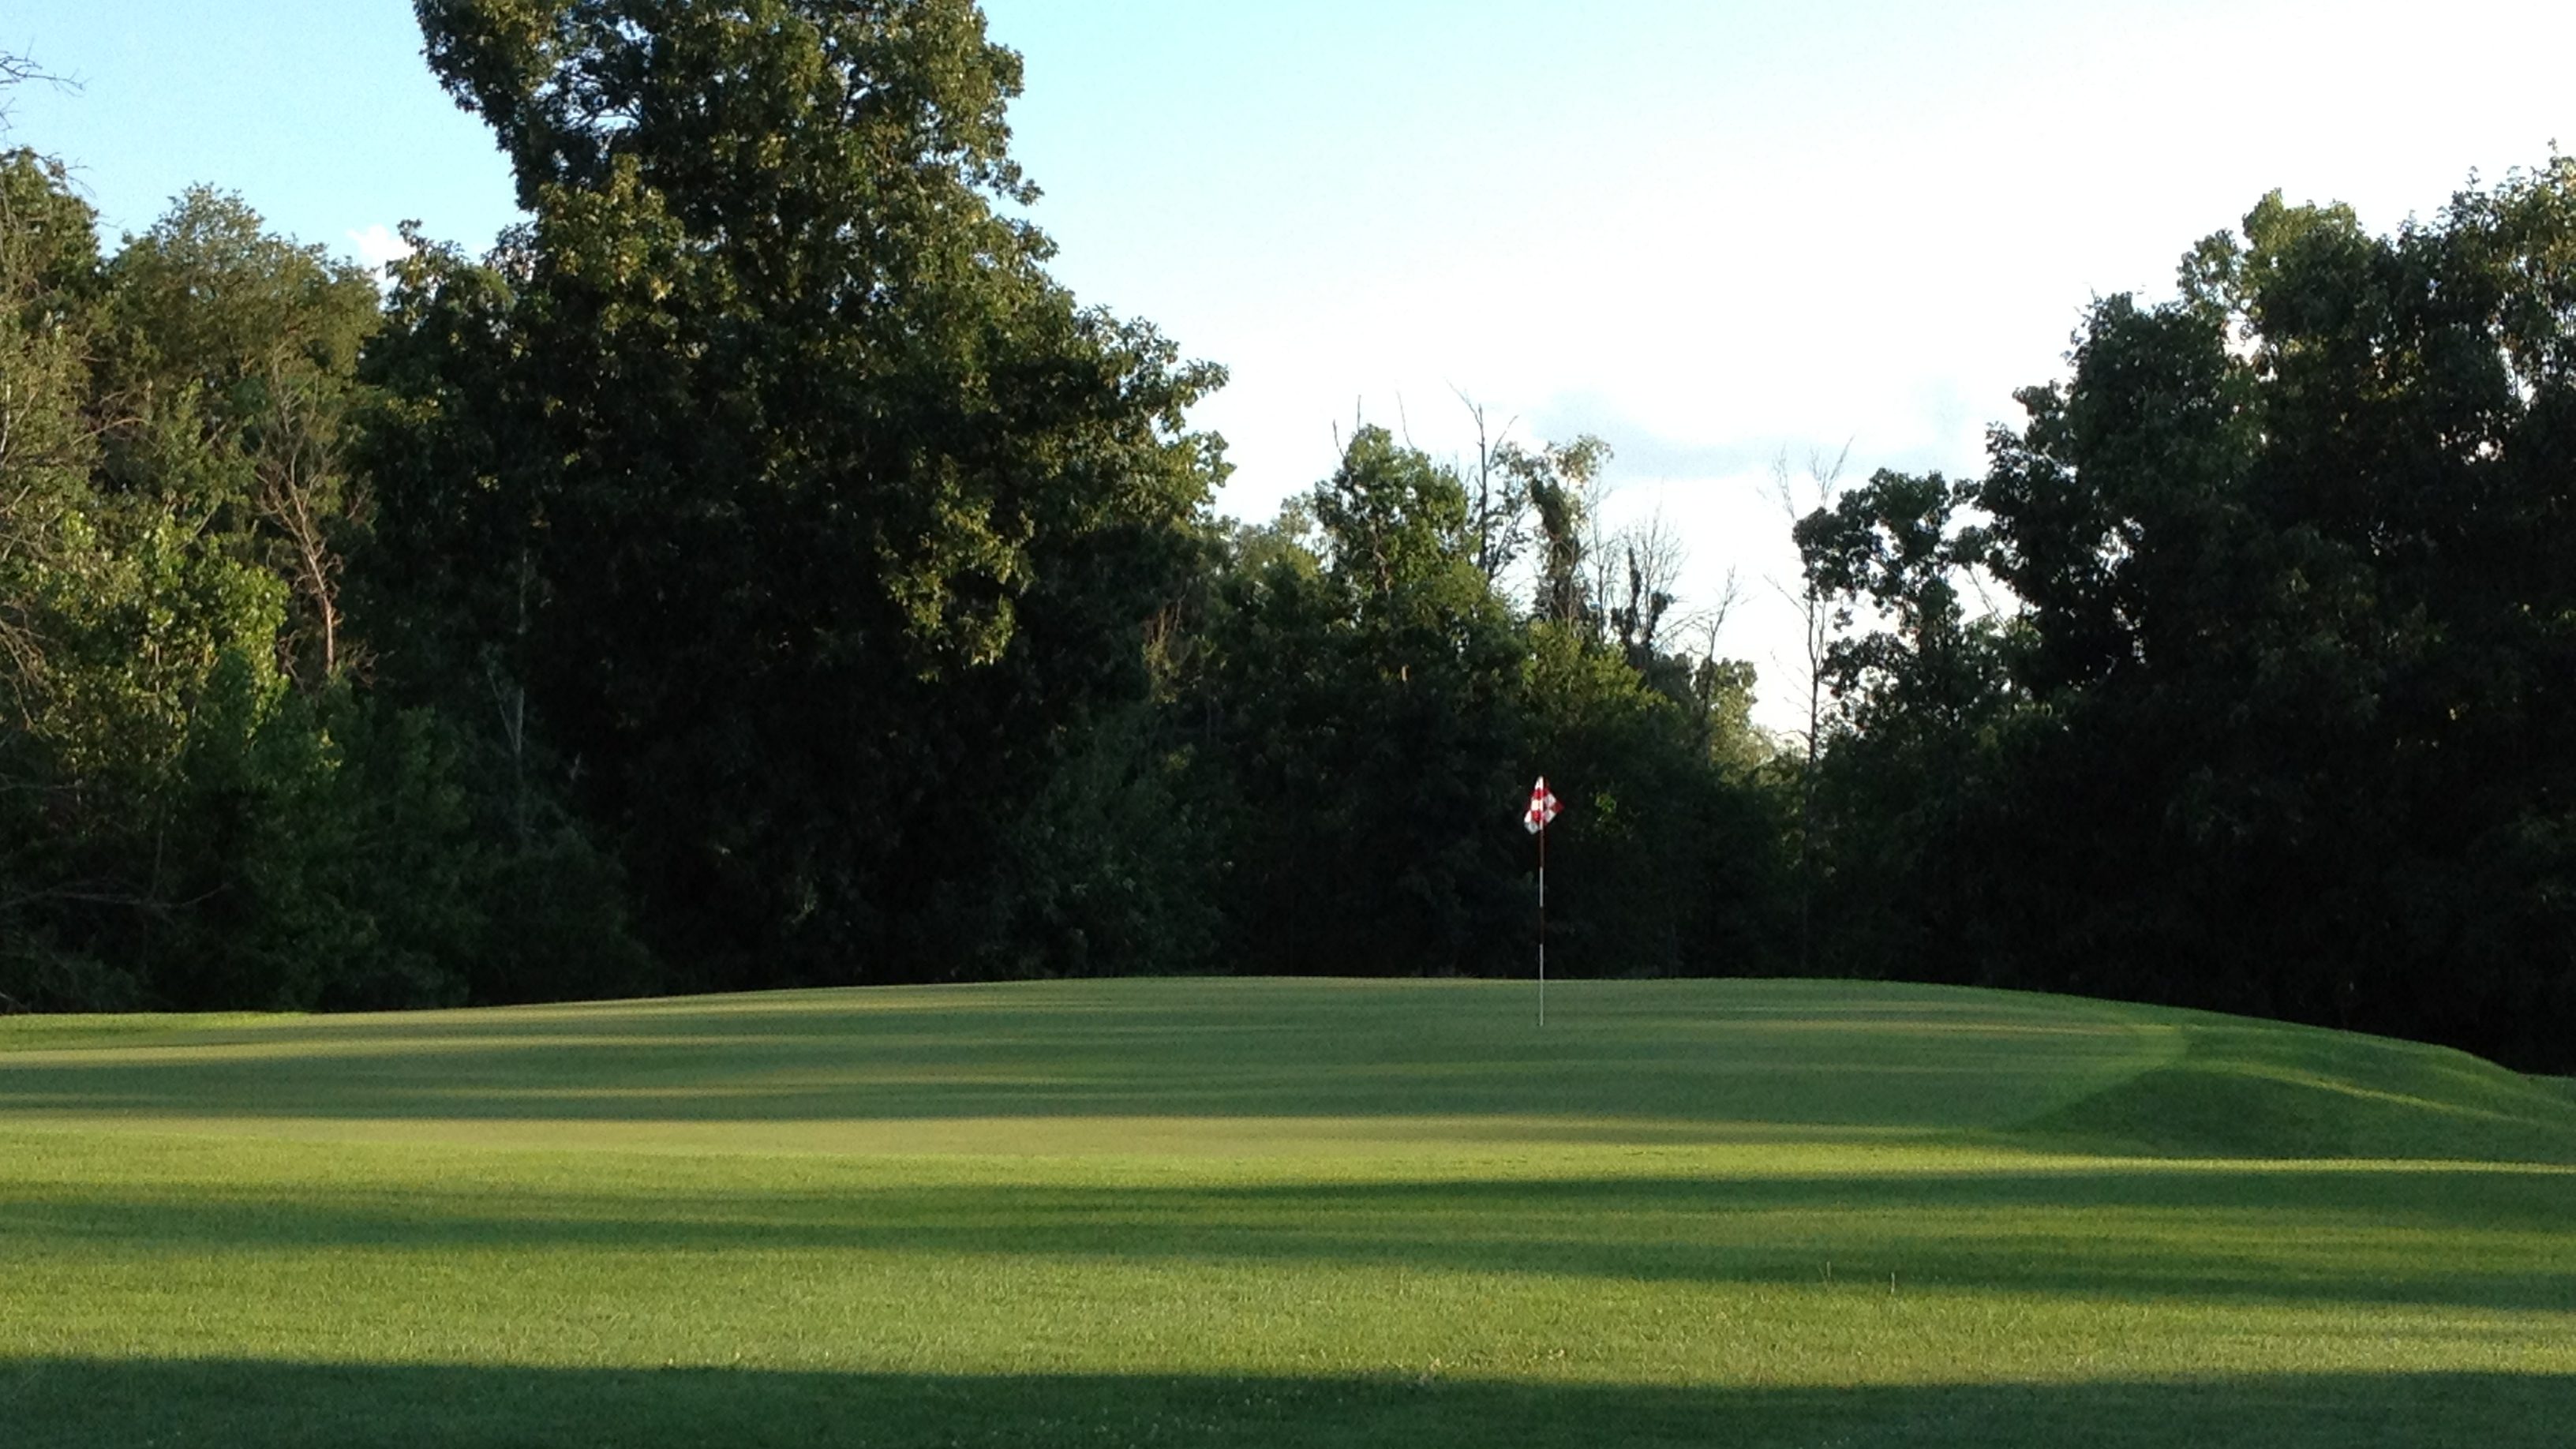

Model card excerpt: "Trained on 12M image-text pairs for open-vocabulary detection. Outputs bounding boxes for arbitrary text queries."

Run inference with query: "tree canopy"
[373,0,1227,987]
[1795,161,2576,1066]
[2,17,2570,1070]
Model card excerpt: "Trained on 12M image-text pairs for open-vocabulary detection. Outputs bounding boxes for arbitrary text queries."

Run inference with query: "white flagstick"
[1526,776,1556,1027]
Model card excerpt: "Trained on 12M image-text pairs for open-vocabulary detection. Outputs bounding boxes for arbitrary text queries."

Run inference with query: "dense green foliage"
[7,979,2574,1447]
[1797,167,2576,1069]
[369,0,1230,991]
[1168,428,1780,980]
[0,6,1777,1014]
[0,152,597,1014]
[2,9,2571,1070]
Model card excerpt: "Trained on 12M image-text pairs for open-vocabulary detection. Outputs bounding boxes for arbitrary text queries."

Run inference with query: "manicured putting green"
[4,978,2573,1447]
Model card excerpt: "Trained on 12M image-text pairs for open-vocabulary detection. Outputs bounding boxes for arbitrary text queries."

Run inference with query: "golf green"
[4,977,2571,1446]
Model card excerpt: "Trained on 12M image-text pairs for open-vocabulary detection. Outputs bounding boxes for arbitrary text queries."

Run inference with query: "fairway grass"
[4,978,2572,1447]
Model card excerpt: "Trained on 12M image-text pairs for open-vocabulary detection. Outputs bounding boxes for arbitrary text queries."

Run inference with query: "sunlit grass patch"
[5,978,2574,1447]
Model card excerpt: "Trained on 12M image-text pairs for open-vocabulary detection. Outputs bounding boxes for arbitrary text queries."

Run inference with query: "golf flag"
[1526,777,1559,1025]
[1525,777,1559,834]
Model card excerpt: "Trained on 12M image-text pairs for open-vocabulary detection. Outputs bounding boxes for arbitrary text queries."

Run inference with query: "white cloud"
[345,223,415,278]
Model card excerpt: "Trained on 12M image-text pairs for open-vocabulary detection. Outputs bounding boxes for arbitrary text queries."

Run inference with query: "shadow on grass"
[0,980,2178,1140]
[0,1043,2142,1133]
[8,984,2572,1165]
[5,1358,2570,1448]
[13,1163,2574,1315]
[18,1034,2573,1165]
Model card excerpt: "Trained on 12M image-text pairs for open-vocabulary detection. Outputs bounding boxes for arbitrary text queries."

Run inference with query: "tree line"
[1793,178,2576,1069]
[2,2,2567,1071]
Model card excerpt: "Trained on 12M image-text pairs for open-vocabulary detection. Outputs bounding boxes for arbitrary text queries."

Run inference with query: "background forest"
[2,4,2570,1072]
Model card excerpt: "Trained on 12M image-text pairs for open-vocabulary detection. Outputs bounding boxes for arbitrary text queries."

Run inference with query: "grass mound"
[2025,1011,2576,1163]
[4,978,2572,1447]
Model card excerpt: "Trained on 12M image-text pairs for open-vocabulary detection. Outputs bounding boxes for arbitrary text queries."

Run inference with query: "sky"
[7,1,2572,728]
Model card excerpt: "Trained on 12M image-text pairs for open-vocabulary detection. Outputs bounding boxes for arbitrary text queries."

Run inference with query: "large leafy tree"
[0,148,95,730]
[1791,469,2015,983]
[1181,428,1527,976]
[98,189,383,687]
[0,148,107,1004]
[2003,171,2573,1058]
[0,159,526,1012]
[373,1,1225,983]
[1806,160,2576,1066]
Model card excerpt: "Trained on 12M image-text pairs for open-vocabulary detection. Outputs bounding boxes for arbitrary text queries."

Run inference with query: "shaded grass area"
[0,979,2177,1144]
[9,1361,2574,1449]
[7,1134,2572,1316]
[2025,1017,2576,1163]
[5,979,2576,1447]
[8,977,2570,1159]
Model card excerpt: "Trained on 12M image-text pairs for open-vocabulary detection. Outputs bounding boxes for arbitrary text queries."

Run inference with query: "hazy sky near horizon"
[8,1,2571,726]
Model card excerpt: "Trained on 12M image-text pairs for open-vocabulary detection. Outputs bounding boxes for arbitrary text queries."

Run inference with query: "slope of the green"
[0,978,2177,1153]
[2025,1013,2576,1163]
[3,979,2572,1448]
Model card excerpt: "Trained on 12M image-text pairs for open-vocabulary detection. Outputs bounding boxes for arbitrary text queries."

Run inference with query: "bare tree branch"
[1451,388,1530,587]
[1593,508,1680,665]
[1766,440,1852,975]
[0,51,80,132]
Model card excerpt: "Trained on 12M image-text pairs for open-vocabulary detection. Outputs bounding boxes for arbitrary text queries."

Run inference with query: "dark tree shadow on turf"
[3,1359,2570,1449]
[11,1161,2574,1316]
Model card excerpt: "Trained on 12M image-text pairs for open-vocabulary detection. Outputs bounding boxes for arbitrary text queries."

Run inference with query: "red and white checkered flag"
[1523,777,1560,834]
